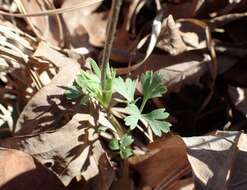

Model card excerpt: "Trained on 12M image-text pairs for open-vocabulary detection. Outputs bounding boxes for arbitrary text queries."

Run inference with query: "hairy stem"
[101,0,123,90]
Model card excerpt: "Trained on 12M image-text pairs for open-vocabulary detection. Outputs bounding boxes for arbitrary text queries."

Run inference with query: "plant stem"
[108,113,124,138]
[140,98,147,113]
[101,0,123,91]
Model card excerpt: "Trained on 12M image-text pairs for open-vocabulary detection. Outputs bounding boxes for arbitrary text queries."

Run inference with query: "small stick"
[101,0,123,90]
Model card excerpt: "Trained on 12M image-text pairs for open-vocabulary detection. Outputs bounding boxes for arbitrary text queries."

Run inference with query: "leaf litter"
[0,0,247,189]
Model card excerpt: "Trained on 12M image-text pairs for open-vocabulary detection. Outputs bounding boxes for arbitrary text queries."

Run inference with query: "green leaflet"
[75,70,101,98]
[65,85,81,100]
[140,71,166,111]
[125,104,171,137]
[120,147,133,159]
[109,138,120,150]
[71,59,115,108]
[87,57,101,78]
[109,134,134,159]
[142,109,171,137]
[120,133,134,147]
[113,77,136,103]
[124,104,141,130]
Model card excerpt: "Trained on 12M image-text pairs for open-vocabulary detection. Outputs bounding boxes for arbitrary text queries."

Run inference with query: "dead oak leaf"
[0,113,106,186]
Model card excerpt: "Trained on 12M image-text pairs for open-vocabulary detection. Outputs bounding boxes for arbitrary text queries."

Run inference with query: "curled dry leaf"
[183,131,247,190]
[157,15,187,56]
[228,86,247,117]
[0,148,66,190]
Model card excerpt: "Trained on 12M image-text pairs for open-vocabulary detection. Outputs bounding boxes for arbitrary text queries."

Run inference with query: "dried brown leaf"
[129,136,190,189]
[1,113,106,186]
[157,15,187,55]
[61,0,107,47]
[17,0,65,47]
[0,148,66,190]
[14,44,81,134]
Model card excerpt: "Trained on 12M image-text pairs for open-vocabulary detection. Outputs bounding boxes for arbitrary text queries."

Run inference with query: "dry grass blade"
[0,21,43,90]
[209,12,247,29]
[178,18,218,113]
[154,165,192,190]
[0,0,103,17]
[116,12,163,75]
[14,0,64,44]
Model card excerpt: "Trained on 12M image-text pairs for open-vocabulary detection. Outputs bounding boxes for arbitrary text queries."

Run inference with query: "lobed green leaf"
[141,71,167,103]
[142,109,171,136]
[113,77,136,103]
[124,104,141,130]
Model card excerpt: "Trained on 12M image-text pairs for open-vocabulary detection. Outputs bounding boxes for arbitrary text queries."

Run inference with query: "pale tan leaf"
[183,131,247,190]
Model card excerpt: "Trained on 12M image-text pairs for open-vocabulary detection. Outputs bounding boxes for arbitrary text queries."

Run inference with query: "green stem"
[140,98,147,113]
[101,0,123,91]
[108,113,124,138]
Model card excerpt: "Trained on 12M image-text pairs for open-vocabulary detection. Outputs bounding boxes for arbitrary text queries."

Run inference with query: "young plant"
[66,58,171,159]
[66,58,115,108]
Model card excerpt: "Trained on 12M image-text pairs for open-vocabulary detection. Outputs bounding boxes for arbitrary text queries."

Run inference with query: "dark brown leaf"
[129,135,191,189]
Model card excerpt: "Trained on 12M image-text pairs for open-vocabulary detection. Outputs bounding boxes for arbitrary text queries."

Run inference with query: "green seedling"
[109,134,134,159]
[66,58,171,159]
